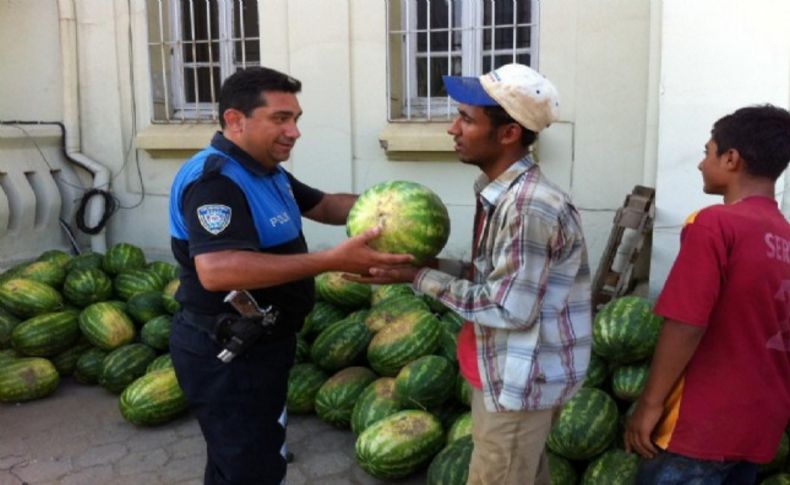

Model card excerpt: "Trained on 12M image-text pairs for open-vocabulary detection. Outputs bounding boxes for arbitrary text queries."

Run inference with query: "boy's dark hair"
[218,67,302,129]
[483,105,538,148]
[711,104,790,181]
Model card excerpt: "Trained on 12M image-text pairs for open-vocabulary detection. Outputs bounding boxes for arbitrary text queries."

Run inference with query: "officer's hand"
[330,227,414,274]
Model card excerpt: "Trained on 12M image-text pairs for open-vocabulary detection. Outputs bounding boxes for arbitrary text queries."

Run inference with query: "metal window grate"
[146,0,261,123]
[386,0,539,122]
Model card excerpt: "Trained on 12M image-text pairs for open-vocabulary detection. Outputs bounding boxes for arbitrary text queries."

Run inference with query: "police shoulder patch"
[197,204,232,235]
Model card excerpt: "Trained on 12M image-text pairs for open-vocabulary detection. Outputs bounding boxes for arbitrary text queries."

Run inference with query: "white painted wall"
[7,0,782,289]
[649,0,790,297]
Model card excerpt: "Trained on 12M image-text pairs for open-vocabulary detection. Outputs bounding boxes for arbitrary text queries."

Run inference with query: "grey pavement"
[0,378,427,485]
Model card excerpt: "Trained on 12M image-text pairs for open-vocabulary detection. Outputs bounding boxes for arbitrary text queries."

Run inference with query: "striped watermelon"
[146,353,173,373]
[583,352,609,389]
[79,302,136,350]
[294,335,310,364]
[314,366,377,428]
[17,260,66,289]
[36,249,72,269]
[62,268,113,307]
[365,294,430,333]
[423,294,449,314]
[300,301,347,340]
[547,451,578,485]
[394,354,455,410]
[0,278,64,318]
[0,261,28,284]
[430,401,467,431]
[65,252,104,272]
[119,367,188,425]
[593,296,662,364]
[73,347,109,384]
[114,269,165,301]
[370,284,415,307]
[105,300,128,314]
[761,474,790,485]
[286,363,329,414]
[612,361,650,401]
[455,373,472,407]
[351,377,402,436]
[146,261,179,283]
[0,307,21,349]
[103,242,146,275]
[310,316,373,371]
[438,313,464,364]
[50,339,93,376]
[126,291,167,325]
[315,272,371,309]
[760,433,789,474]
[447,411,472,443]
[442,311,464,333]
[99,343,157,394]
[161,279,181,314]
[346,180,451,264]
[427,435,473,485]
[141,315,172,351]
[11,310,81,357]
[367,308,442,376]
[0,348,20,363]
[355,409,445,480]
[581,448,639,485]
[546,387,619,460]
[345,308,371,325]
[0,357,60,402]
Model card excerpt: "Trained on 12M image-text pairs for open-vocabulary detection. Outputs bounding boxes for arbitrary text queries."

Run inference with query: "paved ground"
[0,378,427,485]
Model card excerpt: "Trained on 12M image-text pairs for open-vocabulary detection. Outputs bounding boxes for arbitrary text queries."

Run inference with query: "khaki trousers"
[466,390,555,485]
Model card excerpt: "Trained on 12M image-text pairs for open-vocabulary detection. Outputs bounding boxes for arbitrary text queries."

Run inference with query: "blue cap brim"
[442,75,498,106]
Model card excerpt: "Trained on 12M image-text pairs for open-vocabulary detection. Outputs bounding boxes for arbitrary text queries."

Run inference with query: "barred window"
[386,0,539,121]
[147,0,260,123]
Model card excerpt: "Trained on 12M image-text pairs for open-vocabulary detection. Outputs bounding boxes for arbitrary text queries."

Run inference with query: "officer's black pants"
[169,312,296,485]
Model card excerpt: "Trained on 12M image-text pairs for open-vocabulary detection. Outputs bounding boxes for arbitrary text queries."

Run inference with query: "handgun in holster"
[215,290,280,363]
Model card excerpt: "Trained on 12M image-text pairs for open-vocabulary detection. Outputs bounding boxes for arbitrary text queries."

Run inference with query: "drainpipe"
[58,0,110,253]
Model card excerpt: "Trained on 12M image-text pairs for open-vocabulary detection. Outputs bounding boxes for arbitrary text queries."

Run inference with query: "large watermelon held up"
[346,180,450,263]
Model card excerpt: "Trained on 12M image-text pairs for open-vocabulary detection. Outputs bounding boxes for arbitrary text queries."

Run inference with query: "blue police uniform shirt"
[169,132,324,328]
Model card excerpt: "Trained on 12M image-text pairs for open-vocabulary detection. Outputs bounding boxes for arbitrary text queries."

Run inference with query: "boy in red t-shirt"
[625,105,790,484]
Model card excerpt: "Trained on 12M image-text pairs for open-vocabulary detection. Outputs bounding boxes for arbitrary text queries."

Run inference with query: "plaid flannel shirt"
[414,156,592,411]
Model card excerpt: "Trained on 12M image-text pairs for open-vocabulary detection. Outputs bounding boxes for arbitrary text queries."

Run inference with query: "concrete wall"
[6,0,783,287]
[649,0,790,296]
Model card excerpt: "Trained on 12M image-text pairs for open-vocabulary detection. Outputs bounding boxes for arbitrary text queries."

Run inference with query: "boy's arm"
[625,319,706,459]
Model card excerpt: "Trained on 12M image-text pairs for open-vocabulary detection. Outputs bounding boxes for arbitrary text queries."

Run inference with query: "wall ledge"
[135,124,217,151]
[378,122,454,153]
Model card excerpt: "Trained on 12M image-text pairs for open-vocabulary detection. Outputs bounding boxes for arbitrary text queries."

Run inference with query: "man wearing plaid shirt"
[362,64,591,485]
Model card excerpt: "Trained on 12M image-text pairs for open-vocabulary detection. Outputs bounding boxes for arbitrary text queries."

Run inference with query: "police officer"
[168,67,411,485]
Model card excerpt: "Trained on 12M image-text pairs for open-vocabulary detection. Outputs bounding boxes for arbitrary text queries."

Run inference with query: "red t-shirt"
[457,322,482,389]
[653,196,790,463]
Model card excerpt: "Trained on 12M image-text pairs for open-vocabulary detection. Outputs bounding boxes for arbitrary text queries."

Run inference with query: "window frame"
[390,0,540,121]
[148,0,260,123]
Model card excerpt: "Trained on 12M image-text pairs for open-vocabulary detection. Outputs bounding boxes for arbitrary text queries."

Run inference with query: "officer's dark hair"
[483,105,538,148]
[218,67,302,129]
[711,104,790,181]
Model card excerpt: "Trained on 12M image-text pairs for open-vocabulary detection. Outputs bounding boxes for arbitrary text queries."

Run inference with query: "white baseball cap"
[443,63,560,133]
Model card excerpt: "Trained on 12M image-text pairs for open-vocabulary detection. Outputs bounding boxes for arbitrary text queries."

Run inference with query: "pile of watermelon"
[291,273,474,483]
[3,243,788,484]
[0,244,187,426]
[293,283,790,484]
[545,295,790,485]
